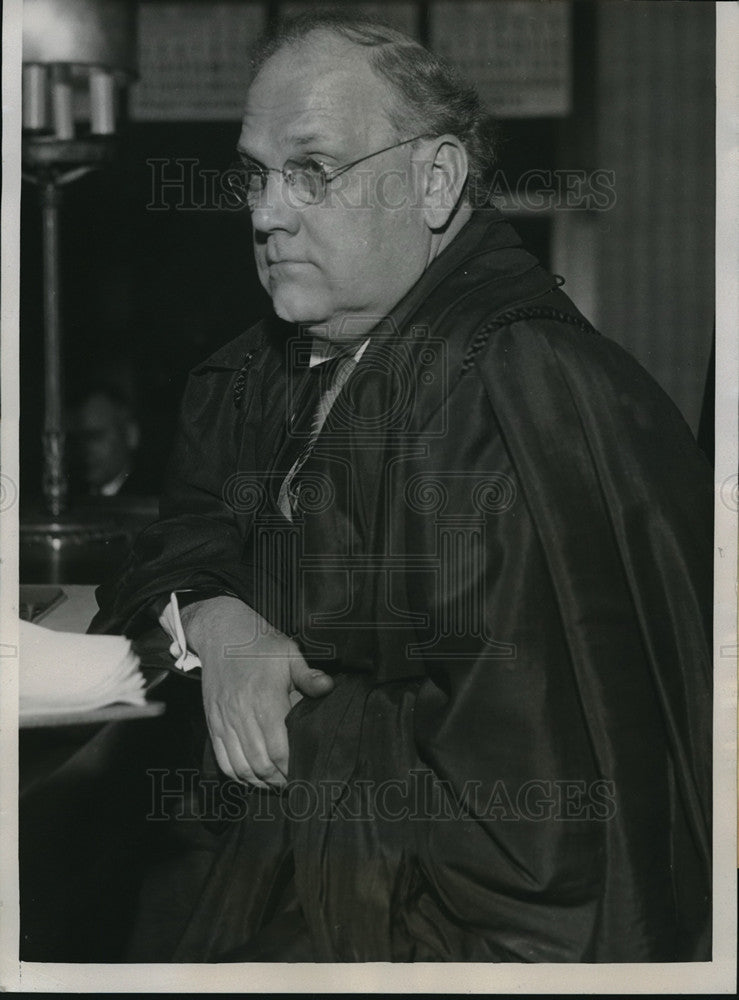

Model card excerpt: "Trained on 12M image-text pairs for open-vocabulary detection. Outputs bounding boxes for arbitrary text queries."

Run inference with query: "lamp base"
[22,134,117,170]
[20,498,157,585]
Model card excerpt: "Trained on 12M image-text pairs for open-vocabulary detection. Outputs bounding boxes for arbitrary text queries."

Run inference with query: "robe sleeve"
[88,343,277,637]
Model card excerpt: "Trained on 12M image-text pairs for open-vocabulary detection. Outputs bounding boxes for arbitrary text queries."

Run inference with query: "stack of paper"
[19,620,146,717]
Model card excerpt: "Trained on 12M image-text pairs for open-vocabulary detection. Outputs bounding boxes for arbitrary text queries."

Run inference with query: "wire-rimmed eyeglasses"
[226,132,435,209]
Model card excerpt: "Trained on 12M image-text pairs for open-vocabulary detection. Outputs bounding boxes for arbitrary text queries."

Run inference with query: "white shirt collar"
[309,337,371,367]
[98,469,130,497]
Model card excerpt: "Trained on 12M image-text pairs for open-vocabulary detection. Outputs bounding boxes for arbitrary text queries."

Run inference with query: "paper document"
[19,620,146,717]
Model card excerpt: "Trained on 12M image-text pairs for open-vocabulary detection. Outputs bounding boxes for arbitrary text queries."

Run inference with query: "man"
[69,385,142,497]
[91,13,712,962]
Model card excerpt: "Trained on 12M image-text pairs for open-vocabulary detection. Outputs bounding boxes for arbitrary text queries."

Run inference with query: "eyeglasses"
[226,132,434,209]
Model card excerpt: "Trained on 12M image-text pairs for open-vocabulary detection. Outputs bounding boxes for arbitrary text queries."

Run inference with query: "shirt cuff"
[158,591,203,672]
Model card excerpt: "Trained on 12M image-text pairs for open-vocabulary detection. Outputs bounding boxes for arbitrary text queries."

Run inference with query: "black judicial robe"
[91,210,712,962]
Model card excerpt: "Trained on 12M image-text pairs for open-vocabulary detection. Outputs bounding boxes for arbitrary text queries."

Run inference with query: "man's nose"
[250,170,301,235]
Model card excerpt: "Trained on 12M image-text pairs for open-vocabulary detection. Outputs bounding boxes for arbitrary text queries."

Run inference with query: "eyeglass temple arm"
[324,133,435,183]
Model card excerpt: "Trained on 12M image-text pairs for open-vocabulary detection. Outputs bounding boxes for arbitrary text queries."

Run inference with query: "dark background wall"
[21,121,270,494]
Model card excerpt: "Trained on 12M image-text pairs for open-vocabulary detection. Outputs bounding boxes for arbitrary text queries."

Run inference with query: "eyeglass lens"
[227,159,327,207]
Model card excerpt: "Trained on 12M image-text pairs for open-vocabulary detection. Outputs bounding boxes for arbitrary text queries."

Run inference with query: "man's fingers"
[224,729,274,788]
[245,702,289,784]
[213,730,273,788]
[219,701,288,786]
[211,733,240,782]
[209,704,276,787]
[289,653,335,698]
[260,717,289,782]
[197,625,324,787]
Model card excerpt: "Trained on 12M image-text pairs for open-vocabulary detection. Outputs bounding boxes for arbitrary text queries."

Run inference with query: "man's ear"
[419,136,469,230]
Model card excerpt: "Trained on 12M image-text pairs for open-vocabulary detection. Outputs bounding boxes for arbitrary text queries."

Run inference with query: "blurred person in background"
[69,384,143,497]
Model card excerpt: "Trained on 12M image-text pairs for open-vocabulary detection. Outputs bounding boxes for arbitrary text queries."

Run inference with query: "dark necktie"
[277,350,357,520]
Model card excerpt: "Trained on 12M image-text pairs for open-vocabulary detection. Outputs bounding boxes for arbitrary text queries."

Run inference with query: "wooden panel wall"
[593,1,715,433]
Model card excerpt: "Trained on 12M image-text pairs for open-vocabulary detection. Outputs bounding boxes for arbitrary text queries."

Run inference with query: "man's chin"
[271,290,329,329]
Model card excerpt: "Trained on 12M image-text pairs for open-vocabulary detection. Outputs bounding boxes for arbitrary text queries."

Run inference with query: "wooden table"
[23,581,100,631]
[18,584,180,961]
[19,583,167,728]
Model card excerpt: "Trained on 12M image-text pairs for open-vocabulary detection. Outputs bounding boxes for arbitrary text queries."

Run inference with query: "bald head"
[250,12,499,202]
[247,29,400,168]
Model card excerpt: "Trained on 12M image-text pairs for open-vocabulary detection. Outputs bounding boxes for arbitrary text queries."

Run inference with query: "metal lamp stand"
[20,0,141,584]
[21,137,133,584]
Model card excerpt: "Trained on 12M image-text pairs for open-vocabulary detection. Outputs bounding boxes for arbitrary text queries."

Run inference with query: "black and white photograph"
[0,0,736,991]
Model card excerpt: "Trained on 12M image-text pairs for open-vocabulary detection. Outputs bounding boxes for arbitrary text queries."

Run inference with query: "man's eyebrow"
[285,131,335,150]
[235,146,266,167]
[236,132,341,161]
